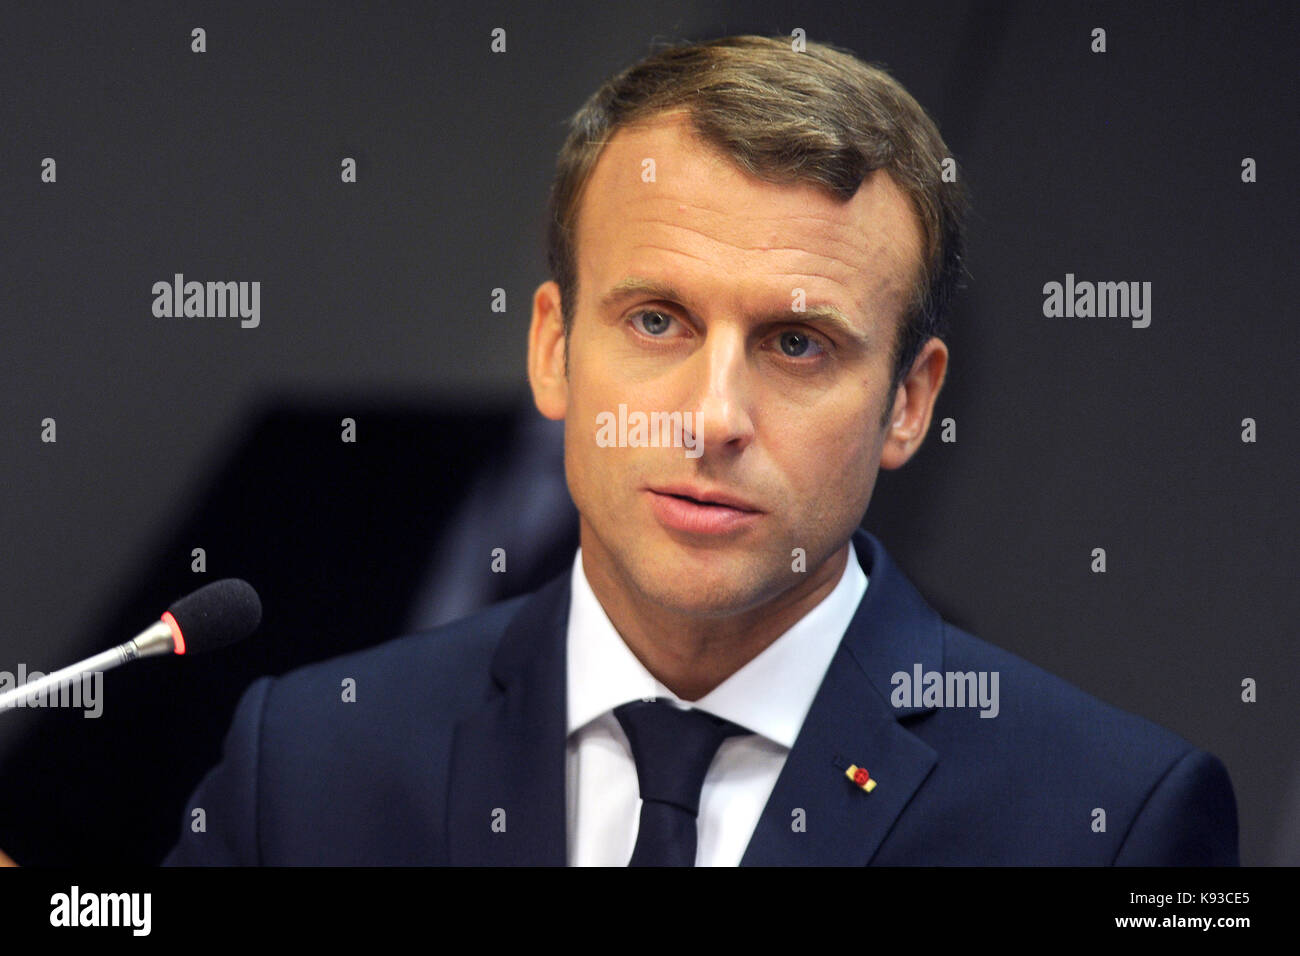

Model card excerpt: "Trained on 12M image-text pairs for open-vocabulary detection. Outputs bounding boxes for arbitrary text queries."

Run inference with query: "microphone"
[0,578,261,712]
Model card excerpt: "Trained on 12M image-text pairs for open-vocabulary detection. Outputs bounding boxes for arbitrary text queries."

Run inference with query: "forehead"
[573,111,924,328]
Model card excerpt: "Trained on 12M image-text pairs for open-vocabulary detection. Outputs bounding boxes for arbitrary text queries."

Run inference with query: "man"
[162,35,1237,865]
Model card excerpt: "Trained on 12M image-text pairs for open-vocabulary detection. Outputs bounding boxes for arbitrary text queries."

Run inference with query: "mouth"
[645,485,764,535]
[651,483,762,511]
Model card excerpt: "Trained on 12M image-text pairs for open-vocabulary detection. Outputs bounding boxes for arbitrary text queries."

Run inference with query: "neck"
[581,535,851,701]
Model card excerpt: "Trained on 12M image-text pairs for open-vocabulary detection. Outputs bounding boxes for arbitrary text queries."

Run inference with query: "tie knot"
[614,698,750,815]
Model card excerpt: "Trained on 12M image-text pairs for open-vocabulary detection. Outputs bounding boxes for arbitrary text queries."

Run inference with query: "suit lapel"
[741,531,943,865]
[445,573,571,865]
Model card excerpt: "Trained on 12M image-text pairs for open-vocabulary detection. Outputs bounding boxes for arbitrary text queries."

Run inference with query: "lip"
[645,485,764,536]
[650,484,763,513]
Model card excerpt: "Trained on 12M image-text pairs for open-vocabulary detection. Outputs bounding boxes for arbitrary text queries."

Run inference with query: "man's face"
[530,110,941,619]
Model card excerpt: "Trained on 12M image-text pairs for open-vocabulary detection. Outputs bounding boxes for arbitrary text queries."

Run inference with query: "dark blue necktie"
[614,698,751,866]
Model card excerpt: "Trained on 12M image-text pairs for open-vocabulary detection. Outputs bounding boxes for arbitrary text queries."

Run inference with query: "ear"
[879,337,948,471]
[528,280,568,421]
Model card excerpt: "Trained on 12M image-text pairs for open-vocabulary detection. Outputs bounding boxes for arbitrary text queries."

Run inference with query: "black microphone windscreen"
[165,579,262,654]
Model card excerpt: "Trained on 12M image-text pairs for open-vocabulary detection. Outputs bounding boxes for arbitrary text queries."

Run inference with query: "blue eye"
[634,311,674,335]
[778,331,823,358]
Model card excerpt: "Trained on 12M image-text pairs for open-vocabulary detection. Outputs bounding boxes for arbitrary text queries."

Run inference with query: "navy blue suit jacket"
[163,530,1238,865]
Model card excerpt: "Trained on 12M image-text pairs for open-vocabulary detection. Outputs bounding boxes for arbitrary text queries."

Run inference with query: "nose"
[685,327,755,456]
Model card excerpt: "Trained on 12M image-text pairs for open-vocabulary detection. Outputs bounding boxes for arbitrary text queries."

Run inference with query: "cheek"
[776,406,880,514]
[774,396,877,473]
[562,389,627,519]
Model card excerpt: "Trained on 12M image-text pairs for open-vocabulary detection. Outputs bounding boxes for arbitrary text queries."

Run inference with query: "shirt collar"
[565,540,867,748]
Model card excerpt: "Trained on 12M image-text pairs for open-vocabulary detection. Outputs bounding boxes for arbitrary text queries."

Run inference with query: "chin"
[627,547,785,618]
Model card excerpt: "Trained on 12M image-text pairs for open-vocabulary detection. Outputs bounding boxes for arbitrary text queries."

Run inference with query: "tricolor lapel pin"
[846,764,877,792]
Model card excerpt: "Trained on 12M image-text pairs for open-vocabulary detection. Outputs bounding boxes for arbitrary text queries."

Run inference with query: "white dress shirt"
[565,540,868,866]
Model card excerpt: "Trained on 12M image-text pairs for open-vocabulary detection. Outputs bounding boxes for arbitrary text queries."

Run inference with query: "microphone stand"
[0,621,175,711]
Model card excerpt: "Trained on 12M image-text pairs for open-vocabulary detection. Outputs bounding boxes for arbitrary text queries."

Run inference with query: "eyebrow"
[598,276,873,349]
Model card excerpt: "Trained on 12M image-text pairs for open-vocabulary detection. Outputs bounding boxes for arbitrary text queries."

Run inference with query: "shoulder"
[937,621,1194,764]
[889,620,1237,863]
[255,592,529,725]
[200,593,535,863]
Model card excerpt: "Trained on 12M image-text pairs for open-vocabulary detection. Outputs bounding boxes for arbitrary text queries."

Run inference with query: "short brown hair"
[545,34,969,412]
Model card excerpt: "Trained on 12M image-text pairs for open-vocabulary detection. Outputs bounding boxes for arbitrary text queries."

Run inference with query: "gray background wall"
[0,0,1295,865]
